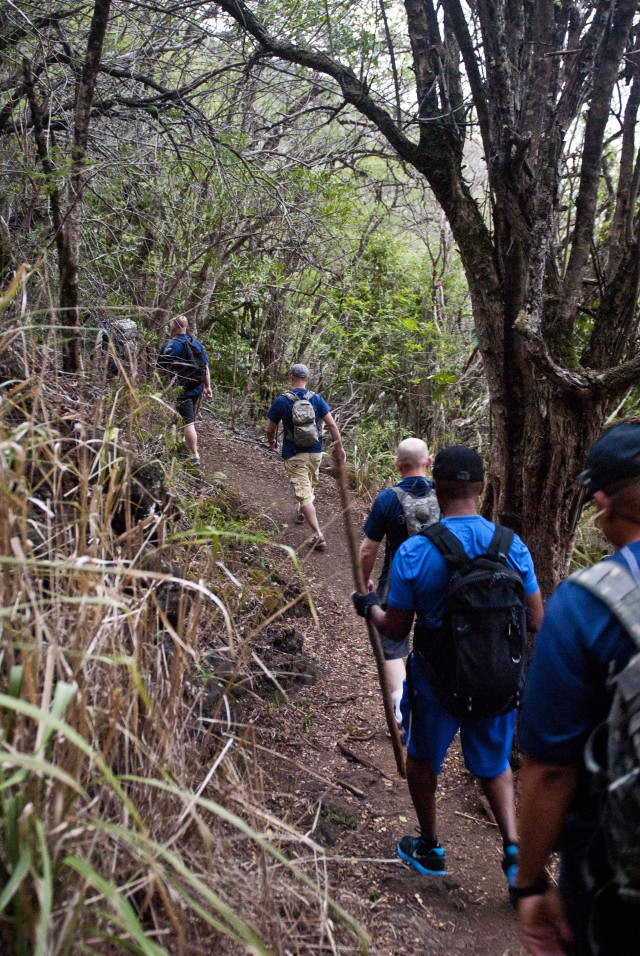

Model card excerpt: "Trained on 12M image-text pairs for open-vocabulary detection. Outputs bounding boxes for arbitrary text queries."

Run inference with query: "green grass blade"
[62,857,168,956]
[90,821,272,955]
[33,820,52,956]
[0,846,31,911]
[0,752,87,796]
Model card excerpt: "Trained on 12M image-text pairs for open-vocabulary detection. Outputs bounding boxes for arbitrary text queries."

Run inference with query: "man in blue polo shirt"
[360,437,439,723]
[353,445,543,897]
[266,363,345,551]
[517,423,640,956]
[157,315,211,466]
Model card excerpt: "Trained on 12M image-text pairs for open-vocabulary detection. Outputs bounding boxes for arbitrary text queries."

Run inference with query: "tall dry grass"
[0,319,368,955]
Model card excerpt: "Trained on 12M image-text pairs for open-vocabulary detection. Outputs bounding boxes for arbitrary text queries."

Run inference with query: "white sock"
[391,689,403,725]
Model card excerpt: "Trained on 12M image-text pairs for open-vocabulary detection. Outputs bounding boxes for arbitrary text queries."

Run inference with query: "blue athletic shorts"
[400,653,516,778]
[379,631,410,660]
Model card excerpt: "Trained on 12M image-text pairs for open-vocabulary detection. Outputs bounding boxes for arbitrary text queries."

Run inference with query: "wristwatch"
[510,874,550,902]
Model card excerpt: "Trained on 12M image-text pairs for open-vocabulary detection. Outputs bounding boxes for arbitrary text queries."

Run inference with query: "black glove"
[352,591,380,619]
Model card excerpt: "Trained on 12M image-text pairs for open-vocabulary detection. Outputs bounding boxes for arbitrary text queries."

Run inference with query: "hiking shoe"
[191,453,202,467]
[397,836,446,875]
[310,534,327,551]
[294,507,305,524]
[502,843,519,907]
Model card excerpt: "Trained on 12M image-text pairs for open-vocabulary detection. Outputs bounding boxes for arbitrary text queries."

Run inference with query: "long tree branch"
[516,309,640,398]
[444,0,490,154]
[557,0,637,336]
[213,0,425,168]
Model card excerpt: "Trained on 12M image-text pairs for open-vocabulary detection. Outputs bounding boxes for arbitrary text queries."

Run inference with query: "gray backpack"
[284,390,320,448]
[378,486,439,604]
[574,549,640,897]
[392,486,440,535]
[98,318,138,363]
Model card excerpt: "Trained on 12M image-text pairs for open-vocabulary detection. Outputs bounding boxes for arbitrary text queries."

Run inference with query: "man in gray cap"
[517,421,640,956]
[266,363,345,550]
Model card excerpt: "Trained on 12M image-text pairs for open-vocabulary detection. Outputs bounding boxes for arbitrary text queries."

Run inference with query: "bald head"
[395,438,433,477]
[170,314,189,336]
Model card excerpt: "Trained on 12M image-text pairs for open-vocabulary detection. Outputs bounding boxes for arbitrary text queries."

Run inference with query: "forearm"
[359,538,380,585]
[327,422,342,447]
[266,422,277,447]
[371,605,412,641]
[518,756,578,885]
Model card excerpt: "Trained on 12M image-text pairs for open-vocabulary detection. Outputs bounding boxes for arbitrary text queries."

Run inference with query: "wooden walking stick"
[334,451,407,779]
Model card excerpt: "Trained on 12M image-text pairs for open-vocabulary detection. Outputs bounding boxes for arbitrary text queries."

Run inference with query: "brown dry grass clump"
[0,326,367,955]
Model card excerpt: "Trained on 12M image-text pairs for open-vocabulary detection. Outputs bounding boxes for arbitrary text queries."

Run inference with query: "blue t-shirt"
[363,476,435,591]
[520,543,639,769]
[158,334,209,398]
[266,389,330,458]
[388,515,539,628]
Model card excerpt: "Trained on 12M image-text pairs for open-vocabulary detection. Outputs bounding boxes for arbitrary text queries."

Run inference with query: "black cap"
[432,445,484,483]
[578,422,640,498]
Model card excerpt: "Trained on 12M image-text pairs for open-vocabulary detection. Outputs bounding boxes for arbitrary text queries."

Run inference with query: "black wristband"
[510,874,550,902]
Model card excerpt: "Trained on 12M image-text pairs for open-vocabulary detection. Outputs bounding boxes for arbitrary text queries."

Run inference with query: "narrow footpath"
[199,416,527,956]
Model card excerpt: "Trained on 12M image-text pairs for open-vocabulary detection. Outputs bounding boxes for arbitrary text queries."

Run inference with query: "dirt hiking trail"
[199,417,527,956]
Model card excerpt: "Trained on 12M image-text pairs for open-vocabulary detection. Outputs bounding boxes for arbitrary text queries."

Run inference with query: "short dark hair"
[434,479,484,503]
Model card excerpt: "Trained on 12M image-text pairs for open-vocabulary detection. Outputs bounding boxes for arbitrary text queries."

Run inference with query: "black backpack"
[575,553,640,906]
[414,523,527,719]
[162,338,206,391]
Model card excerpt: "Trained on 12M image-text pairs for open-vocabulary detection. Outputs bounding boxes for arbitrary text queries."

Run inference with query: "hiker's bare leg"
[183,423,198,456]
[300,501,322,537]
[479,766,518,845]
[406,754,438,842]
[384,657,406,697]
[384,657,406,720]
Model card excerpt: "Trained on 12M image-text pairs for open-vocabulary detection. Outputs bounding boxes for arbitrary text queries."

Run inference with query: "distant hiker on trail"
[352,445,543,899]
[517,422,640,956]
[95,315,139,375]
[157,315,211,467]
[359,437,439,725]
[266,363,346,552]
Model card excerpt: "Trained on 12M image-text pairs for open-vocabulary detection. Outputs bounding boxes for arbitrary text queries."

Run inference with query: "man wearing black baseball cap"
[518,422,640,955]
[353,444,543,898]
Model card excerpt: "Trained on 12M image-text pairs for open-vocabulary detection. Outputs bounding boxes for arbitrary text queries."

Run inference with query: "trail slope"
[199,418,526,956]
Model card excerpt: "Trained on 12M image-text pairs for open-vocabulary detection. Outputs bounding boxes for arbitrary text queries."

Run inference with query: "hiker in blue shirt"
[360,437,439,724]
[517,423,640,956]
[266,363,345,551]
[157,315,211,466]
[353,445,543,898]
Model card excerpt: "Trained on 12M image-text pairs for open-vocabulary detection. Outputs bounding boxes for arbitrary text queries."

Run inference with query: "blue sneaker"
[502,843,519,906]
[397,836,446,875]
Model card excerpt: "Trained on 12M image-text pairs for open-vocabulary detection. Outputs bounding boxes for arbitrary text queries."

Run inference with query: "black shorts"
[176,393,200,426]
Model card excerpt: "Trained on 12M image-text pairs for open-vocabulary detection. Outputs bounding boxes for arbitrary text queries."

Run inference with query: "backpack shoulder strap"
[570,559,640,649]
[392,486,410,504]
[486,525,515,563]
[421,522,469,566]
[284,391,298,402]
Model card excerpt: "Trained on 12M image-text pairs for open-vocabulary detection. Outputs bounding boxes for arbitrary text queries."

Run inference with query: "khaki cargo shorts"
[283,453,323,507]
